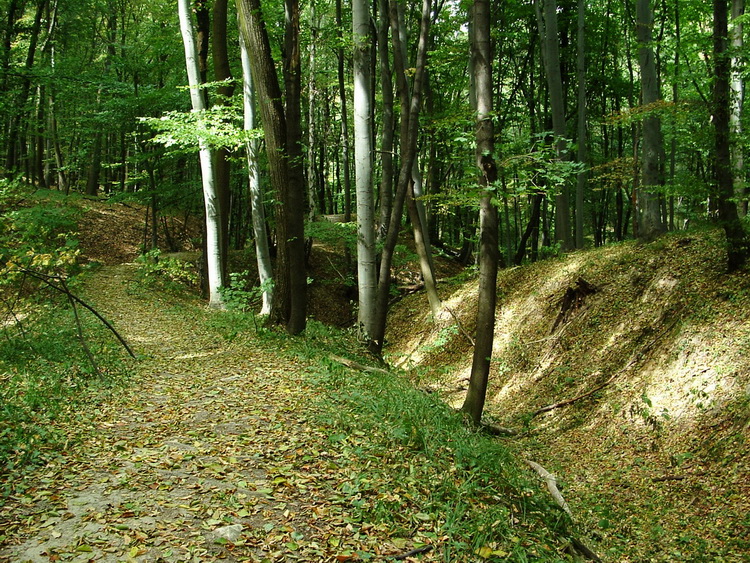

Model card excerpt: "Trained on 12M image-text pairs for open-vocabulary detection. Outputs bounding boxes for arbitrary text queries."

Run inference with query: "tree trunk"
[462,0,499,426]
[353,0,378,341]
[240,34,273,315]
[714,0,749,271]
[636,0,666,240]
[536,0,571,251]
[178,0,224,307]
[730,0,746,215]
[371,0,431,355]
[6,0,46,174]
[575,0,587,249]
[336,0,352,222]
[282,0,307,335]
[377,0,395,240]
[236,0,307,333]
[212,0,234,273]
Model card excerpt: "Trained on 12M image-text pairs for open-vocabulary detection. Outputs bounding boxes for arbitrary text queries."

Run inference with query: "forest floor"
[385,231,750,562]
[3,194,749,562]
[0,258,568,561]
[2,262,477,563]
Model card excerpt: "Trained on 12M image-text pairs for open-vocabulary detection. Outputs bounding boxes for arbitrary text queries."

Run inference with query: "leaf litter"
[0,264,453,562]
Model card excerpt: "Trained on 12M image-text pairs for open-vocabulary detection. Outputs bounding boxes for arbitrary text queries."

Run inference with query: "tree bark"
[714,0,749,271]
[236,0,307,333]
[536,0,572,251]
[212,0,234,272]
[636,0,666,240]
[377,0,395,240]
[370,0,432,355]
[462,0,499,426]
[353,0,378,341]
[575,0,587,249]
[240,34,273,315]
[336,0,352,221]
[178,0,224,307]
[730,0,746,215]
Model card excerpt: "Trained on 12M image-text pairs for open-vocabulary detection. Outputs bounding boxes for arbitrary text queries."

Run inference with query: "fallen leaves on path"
[0,265,444,562]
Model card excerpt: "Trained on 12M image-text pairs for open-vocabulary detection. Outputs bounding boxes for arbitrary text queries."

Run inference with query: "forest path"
[0,264,392,562]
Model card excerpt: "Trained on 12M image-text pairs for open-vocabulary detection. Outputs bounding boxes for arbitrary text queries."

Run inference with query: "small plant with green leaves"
[135,249,198,290]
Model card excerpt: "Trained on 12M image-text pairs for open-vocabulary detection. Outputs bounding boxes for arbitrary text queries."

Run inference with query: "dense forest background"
[2,0,747,268]
[2,1,750,560]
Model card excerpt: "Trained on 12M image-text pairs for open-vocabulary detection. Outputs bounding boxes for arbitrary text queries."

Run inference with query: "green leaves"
[139,105,262,152]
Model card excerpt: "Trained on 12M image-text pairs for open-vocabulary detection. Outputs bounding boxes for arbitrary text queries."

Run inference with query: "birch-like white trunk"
[240,36,273,315]
[178,0,224,308]
[731,0,745,215]
[353,0,377,341]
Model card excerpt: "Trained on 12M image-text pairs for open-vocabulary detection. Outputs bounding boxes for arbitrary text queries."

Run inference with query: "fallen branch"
[18,267,136,358]
[63,277,100,375]
[482,422,519,437]
[525,460,572,517]
[443,305,475,346]
[394,545,433,560]
[330,355,390,375]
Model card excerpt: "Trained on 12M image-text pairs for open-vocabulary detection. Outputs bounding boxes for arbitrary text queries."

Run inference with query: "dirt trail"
[0,265,388,562]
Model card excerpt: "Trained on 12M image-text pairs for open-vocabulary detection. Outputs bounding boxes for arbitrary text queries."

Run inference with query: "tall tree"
[730,0,745,215]
[236,0,307,334]
[370,0,432,354]
[462,0,500,426]
[240,33,273,315]
[536,0,572,251]
[335,0,352,221]
[178,0,224,307]
[714,0,749,271]
[212,0,234,275]
[575,0,587,249]
[353,0,377,341]
[636,0,665,240]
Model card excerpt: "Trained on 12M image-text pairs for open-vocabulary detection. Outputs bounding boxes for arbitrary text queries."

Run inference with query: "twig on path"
[331,355,390,375]
[63,277,100,375]
[18,267,136,358]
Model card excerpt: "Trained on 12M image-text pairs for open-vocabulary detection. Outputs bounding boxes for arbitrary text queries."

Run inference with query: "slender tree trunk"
[353,0,378,341]
[714,0,749,271]
[377,0,395,240]
[536,0,571,250]
[212,0,234,271]
[336,0,352,222]
[178,0,224,307]
[462,0,499,426]
[236,0,307,333]
[307,3,319,220]
[636,0,666,240]
[240,34,273,315]
[730,0,746,215]
[575,0,587,249]
[282,0,307,335]
[6,0,46,174]
[371,0,431,355]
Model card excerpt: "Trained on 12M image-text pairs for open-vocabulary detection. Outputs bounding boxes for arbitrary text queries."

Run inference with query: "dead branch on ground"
[525,460,572,517]
[443,305,475,346]
[331,355,391,375]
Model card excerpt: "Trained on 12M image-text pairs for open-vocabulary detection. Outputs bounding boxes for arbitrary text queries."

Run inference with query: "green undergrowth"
[0,296,132,497]
[260,322,579,561]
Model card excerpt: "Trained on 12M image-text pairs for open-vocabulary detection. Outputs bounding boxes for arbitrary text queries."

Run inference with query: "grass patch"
[0,297,132,497]
[246,321,574,561]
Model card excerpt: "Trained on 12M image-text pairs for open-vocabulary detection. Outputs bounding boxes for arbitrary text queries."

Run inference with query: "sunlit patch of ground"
[387,230,750,561]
